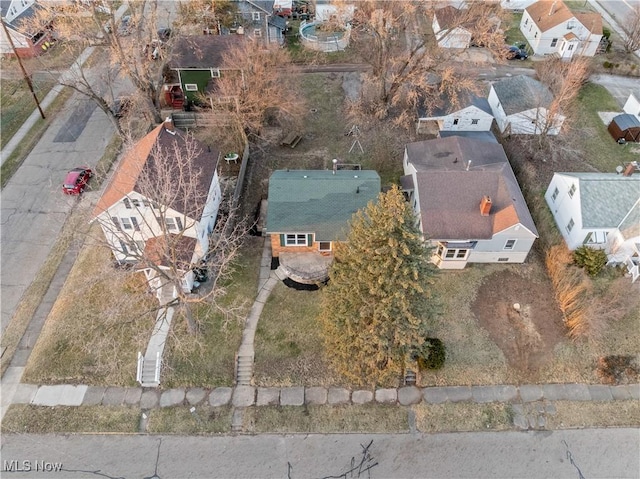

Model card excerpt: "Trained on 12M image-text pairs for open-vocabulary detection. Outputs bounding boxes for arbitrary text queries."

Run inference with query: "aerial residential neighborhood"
[1,0,639,475]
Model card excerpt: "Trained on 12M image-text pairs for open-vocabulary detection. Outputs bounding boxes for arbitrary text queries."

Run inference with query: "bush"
[574,245,607,276]
[603,61,613,69]
[415,338,446,370]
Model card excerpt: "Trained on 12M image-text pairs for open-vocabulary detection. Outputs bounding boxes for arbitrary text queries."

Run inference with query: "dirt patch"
[471,259,566,373]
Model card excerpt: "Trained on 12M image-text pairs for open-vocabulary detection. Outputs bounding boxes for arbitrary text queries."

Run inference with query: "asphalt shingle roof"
[558,173,640,234]
[168,35,243,69]
[491,75,554,115]
[611,113,640,131]
[405,137,537,239]
[265,170,381,241]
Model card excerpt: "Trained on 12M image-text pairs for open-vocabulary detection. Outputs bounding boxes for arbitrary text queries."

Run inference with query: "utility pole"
[1,18,46,119]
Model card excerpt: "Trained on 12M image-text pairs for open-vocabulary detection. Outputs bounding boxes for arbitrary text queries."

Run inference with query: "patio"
[278,252,332,284]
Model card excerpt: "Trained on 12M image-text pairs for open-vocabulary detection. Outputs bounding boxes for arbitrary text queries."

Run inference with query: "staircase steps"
[236,355,254,386]
[140,357,160,387]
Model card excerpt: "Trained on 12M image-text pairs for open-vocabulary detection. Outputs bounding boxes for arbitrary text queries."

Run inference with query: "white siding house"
[417,92,494,134]
[401,136,538,269]
[0,0,52,57]
[624,92,640,119]
[488,75,565,135]
[432,5,472,49]
[520,0,602,57]
[92,119,223,299]
[545,168,640,282]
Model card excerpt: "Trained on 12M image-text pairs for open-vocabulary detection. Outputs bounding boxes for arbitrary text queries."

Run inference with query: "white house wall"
[507,107,564,135]
[467,224,537,263]
[439,106,493,131]
[488,87,509,133]
[624,94,640,118]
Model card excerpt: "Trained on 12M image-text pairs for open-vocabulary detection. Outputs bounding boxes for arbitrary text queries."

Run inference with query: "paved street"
[1,429,639,478]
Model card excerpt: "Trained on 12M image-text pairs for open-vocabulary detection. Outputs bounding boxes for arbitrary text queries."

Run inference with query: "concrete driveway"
[0,93,115,333]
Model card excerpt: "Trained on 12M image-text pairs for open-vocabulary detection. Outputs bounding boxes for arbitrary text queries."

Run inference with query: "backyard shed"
[608,114,640,143]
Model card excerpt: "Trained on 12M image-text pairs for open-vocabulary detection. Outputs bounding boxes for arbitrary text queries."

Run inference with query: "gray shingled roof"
[611,113,640,131]
[558,173,640,232]
[265,170,381,241]
[405,137,538,239]
[167,35,243,69]
[491,75,554,115]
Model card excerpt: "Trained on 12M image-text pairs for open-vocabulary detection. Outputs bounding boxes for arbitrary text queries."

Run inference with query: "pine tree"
[318,186,439,387]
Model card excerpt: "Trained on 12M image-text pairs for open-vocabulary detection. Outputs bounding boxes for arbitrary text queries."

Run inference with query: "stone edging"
[13,383,640,409]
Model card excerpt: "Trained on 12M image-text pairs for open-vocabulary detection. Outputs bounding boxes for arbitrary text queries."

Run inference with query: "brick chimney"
[480,196,492,216]
[623,161,637,177]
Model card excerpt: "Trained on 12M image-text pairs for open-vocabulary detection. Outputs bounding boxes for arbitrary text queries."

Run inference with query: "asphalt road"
[597,0,639,26]
[0,93,115,334]
[1,428,638,478]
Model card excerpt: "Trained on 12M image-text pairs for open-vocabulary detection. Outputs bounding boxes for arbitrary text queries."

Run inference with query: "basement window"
[185,83,198,91]
[318,241,331,252]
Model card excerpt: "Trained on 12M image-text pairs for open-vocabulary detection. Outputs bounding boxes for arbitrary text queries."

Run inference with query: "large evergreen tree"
[318,186,439,387]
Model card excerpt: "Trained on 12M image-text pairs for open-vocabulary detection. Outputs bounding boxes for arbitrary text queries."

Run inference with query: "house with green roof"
[545,167,640,282]
[265,169,381,282]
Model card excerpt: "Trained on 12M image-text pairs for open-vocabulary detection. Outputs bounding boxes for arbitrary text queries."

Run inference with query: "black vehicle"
[506,46,528,60]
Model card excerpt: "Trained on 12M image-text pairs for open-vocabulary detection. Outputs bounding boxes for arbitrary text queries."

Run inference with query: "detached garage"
[608,113,640,143]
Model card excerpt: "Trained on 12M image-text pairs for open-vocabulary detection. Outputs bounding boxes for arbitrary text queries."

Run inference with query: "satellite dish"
[616,165,624,174]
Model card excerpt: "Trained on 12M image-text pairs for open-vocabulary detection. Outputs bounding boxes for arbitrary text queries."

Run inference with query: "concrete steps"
[140,356,160,388]
[236,355,253,386]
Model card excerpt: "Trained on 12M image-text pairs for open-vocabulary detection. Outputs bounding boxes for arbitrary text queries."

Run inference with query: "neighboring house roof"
[611,113,640,131]
[246,0,275,14]
[167,35,242,70]
[405,137,537,240]
[491,75,554,115]
[1,0,42,34]
[269,13,287,30]
[557,173,640,235]
[418,90,492,118]
[526,0,601,34]
[438,131,498,143]
[434,5,469,31]
[265,169,381,241]
[92,121,220,219]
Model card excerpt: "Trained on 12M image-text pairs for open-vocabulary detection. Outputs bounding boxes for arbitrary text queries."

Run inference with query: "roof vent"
[480,196,492,216]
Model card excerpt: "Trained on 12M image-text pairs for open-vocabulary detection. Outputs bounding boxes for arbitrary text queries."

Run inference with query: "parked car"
[109,96,132,118]
[62,167,93,195]
[506,46,528,60]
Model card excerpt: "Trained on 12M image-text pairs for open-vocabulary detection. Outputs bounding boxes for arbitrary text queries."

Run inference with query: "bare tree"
[348,0,509,128]
[534,56,592,141]
[93,130,247,334]
[175,0,236,35]
[203,39,307,150]
[25,0,176,136]
[623,5,640,53]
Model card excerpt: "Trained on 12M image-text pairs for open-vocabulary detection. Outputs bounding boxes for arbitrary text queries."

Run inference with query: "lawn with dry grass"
[161,236,264,388]
[413,403,514,433]
[243,404,408,433]
[22,230,157,386]
[545,400,640,429]
[147,406,233,434]
[1,405,140,434]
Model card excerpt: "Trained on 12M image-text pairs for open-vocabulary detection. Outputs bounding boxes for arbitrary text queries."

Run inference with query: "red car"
[62,167,93,195]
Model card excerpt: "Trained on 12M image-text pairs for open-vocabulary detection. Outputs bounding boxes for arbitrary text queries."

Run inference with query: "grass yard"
[160,236,263,388]
[243,404,408,433]
[574,83,639,172]
[413,403,514,433]
[253,282,340,386]
[1,405,140,434]
[545,400,640,429]
[22,232,157,386]
[147,406,233,434]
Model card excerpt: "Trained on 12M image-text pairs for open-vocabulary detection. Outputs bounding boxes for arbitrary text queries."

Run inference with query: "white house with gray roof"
[401,136,538,269]
[417,91,494,135]
[488,75,565,135]
[545,168,640,282]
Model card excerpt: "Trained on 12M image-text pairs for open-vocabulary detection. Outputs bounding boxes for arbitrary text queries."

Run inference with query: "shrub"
[574,245,607,276]
[603,61,613,69]
[415,338,446,370]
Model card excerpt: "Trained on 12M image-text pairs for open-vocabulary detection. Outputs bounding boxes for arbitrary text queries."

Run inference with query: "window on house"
[568,184,576,198]
[551,38,558,47]
[132,199,141,208]
[318,242,331,252]
[123,198,131,209]
[211,68,221,78]
[142,200,150,207]
[253,29,262,37]
[176,217,183,231]
[524,18,528,26]
[471,119,479,125]
[131,217,140,231]
[436,244,444,257]
[444,249,468,260]
[285,234,308,246]
[111,217,121,231]
[498,258,509,262]
[121,217,133,230]
[534,32,538,38]
[568,44,574,51]
[551,187,559,201]
[567,21,575,30]
[185,83,198,91]
[566,218,575,232]
[453,119,459,125]
[252,12,261,21]
[504,239,517,250]
[166,217,177,231]
[119,239,129,255]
